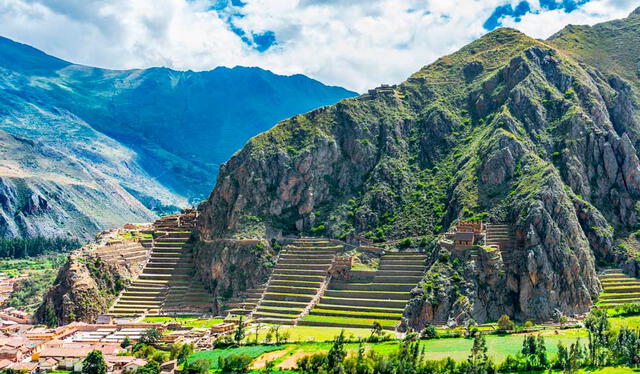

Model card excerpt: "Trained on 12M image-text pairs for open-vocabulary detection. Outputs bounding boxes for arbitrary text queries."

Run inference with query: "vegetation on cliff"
[198,9,640,323]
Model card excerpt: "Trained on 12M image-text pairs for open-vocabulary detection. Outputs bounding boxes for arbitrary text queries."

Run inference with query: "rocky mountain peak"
[197,10,640,324]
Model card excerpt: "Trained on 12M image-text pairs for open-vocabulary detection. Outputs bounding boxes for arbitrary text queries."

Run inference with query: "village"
[0,303,245,374]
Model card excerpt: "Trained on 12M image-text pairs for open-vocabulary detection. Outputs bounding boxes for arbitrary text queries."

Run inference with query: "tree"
[421,324,438,339]
[121,336,131,349]
[465,318,478,337]
[370,321,383,339]
[136,361,160,374]
[497,314,514,332]
[521,335,548,371]
[584,309,610,366]
[183,359,210,374]
[43,302,58,327]
[253,322,262,345]
[218,354,253,373]
[82,350,107,374]
[467,335,493,374]
[234,316,246,345]
[327,330,347,374]
[170,343,194,365]
[139,328,162,345]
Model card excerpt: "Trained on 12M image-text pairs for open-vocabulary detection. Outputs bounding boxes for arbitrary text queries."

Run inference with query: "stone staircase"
[299,252,427,330]
[598,269,640,307]
[485,224,516,263]
[250,238,340,325]
[223,285,266,316]
[109,213,212,316]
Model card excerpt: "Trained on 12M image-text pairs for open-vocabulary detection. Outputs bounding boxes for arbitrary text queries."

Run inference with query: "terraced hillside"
[109,213,212,316]
[93,238,151,268]
[299,252,427,330]
[251,238,340,325]
[222,285,266,317]
[598,269,640,307]
[485,224,517,263]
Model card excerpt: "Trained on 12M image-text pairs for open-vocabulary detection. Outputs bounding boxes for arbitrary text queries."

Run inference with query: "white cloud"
[0,0,637,91]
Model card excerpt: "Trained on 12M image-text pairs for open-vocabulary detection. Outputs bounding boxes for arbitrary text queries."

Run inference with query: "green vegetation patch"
[187,345,286,369]
[301,314,399,327]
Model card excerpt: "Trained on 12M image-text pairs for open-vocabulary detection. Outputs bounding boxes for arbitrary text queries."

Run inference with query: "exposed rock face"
[36,237,147,324]
[198,11,640,325]
[192,239,275,314]
[0,130,158,240]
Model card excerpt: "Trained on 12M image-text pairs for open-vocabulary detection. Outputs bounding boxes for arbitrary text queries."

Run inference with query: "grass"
[245,325,375,343]
[208,327,590,371]
[300,314,398,327]
[142,316,224,328]
[311,308,402,318]
[352,263,377,271]
[187,345,286,369]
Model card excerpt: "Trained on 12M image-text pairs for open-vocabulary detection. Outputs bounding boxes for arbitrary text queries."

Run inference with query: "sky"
[0,0,637,92]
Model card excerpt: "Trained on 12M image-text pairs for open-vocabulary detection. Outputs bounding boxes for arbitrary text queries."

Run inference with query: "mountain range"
[197,8,640,323]
[0,36,356,239]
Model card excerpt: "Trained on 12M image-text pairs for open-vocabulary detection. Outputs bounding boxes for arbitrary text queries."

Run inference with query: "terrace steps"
[109,212,212,316]
[250,238,339,324]
[598,269,640,307]
[300,251,427,331]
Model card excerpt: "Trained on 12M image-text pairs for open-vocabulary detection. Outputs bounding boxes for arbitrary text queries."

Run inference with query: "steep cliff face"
[192,239,275,314]
[198,10,640,324]
[36,236,147,324]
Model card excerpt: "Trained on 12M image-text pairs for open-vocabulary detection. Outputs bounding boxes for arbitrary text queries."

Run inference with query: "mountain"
[197,9,640,324]
[0,36,356,239]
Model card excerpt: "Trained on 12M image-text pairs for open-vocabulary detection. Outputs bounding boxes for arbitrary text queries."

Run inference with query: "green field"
[143,316,224,328]
[187,345,286,369]
[199,328,590,372]
[245,325,377,343]
[300,314,399,327]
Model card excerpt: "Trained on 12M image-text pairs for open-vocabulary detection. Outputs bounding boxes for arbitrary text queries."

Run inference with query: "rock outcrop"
[36,232,148,324]
[198,10,640,326]
[192,239,276,314]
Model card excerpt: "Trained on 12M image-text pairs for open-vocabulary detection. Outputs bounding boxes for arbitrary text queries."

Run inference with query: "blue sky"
[0,0,636,91]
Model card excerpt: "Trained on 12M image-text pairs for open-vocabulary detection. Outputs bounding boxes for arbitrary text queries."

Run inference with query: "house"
[453,232,475,246]
[38,346,93,371]
[39,357,59,372]
[10,361,38,374]
[96,315,114,325]
[160,359,177,374]
[124,358,148,372]
[456,221,484,234]
[0,359,12,370]
[210,322,235,334]
[104,355,147,372]
[0,346,21,361]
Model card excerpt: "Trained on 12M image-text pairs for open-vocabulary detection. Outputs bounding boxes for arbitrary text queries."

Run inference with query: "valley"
[0,4,640,374]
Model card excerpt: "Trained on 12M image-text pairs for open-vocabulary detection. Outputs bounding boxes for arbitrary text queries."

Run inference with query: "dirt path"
[250,347,292,370]
[277,350,315,370]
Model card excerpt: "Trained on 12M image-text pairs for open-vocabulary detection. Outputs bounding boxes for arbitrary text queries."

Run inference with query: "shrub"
[497,314,515,332]
[183,359,210,374]
[421,324,438,339]
[218,354,253,373]
[139,328,161,345]
[398,238,414,249]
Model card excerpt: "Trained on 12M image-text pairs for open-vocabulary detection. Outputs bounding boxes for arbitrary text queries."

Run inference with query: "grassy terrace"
[300,314,399,328]
[143,316,223,328]
[310,308,402,318]
[253,238,337,324]
[598,269,640,307]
